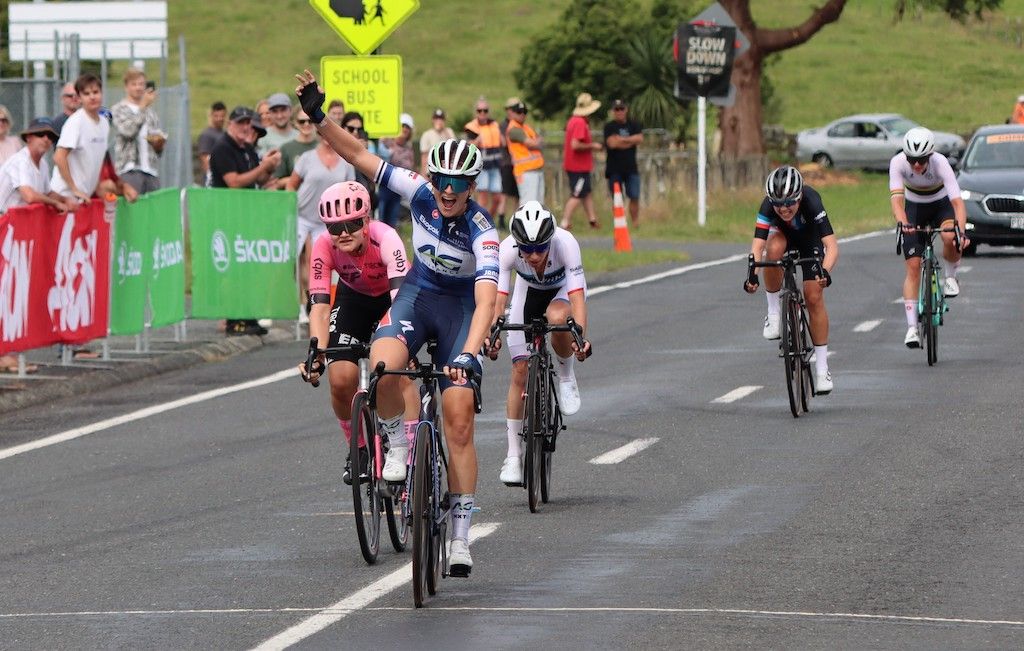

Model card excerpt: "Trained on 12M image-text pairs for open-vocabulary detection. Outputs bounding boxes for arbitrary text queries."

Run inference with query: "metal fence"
[0,78,63,132]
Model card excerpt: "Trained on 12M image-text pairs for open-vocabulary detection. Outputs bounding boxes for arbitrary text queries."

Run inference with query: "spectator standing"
[327,99,346,123]
[111,68,165,195]
[499,98,521,225]
[340,111,377,208]
[377,112,415,227]
[465,97,504,227]
[51,73,118,203]
[196,101,227,182]
[274,108,318,188]
[52,82,81,135]
[0,118,75,214]
[258,93,298,156]
[561,92,603,230]
[419,108,455,176]
[1012,95,1024,125]
[285,132,356,322]
[0,105,23,164]
[255,99,271,129]
[505,98,545,204]
[603,98,643,227]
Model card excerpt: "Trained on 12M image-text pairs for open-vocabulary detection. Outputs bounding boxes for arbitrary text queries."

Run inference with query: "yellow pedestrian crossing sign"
[310,0,420,55]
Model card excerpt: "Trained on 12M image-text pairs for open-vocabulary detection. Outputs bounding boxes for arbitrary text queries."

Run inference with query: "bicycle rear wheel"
[524,355,544,512]
[781,293,802,418]
[411,423,432,607]
[350,392,380,565]
[799,308,813,413]
[384,485,408,552]
[925,262,938,366]
[540,369,557,504]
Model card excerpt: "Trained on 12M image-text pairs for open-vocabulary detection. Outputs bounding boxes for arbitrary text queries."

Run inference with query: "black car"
[956,124,1024,255]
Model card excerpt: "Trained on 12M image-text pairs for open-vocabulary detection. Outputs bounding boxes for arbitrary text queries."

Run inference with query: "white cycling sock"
[950,260,960,278]
[904,299,917,327]
[507,418,523,458]
[814,345,829,375]
[450,493,474,542]
[556,353,575,380]
[380,414,403,449]
[766,289,781,316]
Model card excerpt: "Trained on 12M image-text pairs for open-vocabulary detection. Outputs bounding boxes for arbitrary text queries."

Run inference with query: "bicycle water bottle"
[103,193,118,223]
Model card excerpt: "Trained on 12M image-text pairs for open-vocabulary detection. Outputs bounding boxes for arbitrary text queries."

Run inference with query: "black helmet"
[765,165,803,203]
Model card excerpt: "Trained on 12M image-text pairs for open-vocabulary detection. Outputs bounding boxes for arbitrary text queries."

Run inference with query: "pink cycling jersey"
[308,220,409,299]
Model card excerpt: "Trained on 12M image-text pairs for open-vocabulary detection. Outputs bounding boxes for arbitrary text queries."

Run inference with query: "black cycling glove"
[820,267,832,287]
[297,82,327,124]
[450,352,482,379]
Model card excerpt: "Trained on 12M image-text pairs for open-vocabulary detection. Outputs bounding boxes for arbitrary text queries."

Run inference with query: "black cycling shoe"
[342,447,370,486]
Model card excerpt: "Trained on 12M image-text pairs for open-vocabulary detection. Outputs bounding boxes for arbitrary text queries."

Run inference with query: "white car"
[795,113,965,171]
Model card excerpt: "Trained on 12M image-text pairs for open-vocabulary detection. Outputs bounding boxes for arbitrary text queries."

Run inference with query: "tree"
[894,0,1001,22]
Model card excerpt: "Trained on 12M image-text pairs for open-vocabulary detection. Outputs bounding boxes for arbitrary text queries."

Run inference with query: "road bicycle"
[487,315,589,513]
[303,337,407,565]
[365,341,481,608]
[897,224,961,366]
[748,250,822,418]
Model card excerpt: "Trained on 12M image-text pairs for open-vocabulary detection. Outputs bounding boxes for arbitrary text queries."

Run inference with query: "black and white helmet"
[427,138,483,177]
[765,165,803,203]
[510,200,556,247]
[902,127,935,158]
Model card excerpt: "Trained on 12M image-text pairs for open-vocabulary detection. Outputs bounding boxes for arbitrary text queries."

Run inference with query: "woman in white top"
[0,105,24,165]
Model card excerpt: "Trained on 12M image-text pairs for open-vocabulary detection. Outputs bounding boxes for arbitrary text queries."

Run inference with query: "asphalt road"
[2,234,1023,650]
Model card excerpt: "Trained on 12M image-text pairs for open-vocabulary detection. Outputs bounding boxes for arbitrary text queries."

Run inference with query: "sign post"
[675,2,748,227]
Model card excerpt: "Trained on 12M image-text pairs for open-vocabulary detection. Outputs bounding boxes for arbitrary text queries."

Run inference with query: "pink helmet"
[318,181,371,223]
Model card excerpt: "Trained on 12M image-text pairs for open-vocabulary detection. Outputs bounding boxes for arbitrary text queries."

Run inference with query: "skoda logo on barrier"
[211,230,230,272]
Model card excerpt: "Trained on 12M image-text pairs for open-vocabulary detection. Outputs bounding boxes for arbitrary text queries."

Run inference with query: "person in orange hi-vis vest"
[505,99,545,205]
[1012,95,1024,125]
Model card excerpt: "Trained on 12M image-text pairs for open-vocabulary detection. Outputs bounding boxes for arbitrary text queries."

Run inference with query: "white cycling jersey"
[888,152,961,203]
[497,227,586,295]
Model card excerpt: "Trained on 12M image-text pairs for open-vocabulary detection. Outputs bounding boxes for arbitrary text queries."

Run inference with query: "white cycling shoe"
[558,374,581,416]
[382,445,408,482]
[943,276,960,297]
[499,455,523,486]
[815,370,833,395]
[904,326,921,349]
[762,313,781,340]
[449,538,473,577]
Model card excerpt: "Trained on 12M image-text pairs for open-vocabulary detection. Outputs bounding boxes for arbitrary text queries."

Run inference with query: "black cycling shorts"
[902,196,954,259]
[776,232,827,282]
[327,285,391,364]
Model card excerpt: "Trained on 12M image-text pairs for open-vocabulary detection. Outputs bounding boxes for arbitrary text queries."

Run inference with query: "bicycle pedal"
[448,564,471,578]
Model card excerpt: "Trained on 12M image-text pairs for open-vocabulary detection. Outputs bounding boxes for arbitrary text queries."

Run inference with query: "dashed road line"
[712,386,762,403]
[853,319,883,333]
[588,438,659,465]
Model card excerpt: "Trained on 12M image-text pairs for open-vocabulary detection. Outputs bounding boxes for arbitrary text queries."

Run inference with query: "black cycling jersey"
[754,185,835,245]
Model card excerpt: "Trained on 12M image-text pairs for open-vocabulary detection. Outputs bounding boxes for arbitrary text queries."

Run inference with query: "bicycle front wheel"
[799,308,813,413]
[411,423,432,607]
[925,262,938,366]
[781,293,802,418]
[524,355,544,512]
[540,369,558,504]
[350,392,380,564]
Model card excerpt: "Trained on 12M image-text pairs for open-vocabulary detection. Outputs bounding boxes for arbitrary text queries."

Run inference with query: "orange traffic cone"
[612,181,633,252]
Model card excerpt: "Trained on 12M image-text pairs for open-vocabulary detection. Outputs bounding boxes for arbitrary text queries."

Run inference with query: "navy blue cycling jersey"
[754,185,835,244]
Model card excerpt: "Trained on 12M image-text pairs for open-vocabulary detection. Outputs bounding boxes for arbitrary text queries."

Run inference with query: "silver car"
[795,113,965,171]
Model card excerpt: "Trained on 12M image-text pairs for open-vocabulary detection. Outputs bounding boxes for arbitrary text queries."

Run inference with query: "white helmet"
[510,200,556,247]
[903,127,935,158]
[427,138,483,177]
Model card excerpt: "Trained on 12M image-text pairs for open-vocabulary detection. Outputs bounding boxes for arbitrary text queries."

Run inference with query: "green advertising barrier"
[146,188,186,329]
[187,188,297,319]
[108,189,187,335]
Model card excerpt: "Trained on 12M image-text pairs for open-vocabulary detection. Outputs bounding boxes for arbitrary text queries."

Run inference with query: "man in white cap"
[419,108,455,176]
[561,92,603,230]
[377,112,416,227]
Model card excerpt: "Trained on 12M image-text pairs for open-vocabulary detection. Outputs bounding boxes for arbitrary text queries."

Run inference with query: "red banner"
[0,200,111,354]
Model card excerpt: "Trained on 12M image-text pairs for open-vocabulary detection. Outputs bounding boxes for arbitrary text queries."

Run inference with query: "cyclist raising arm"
[295,70,498,575]
[744,165,838,394]
[889,127,969,348]
[486,201,591,485]
[298,181,419,484]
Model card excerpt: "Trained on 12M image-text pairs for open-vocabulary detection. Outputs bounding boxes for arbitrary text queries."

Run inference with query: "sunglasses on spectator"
[907,155,929,165]
[430,174,472,193]
[327,218,365,236]
[613,107,627,112]
[518,243,550,255]
[62,93,77,98]
[296,118,312,125]
[344,125,361,133]
[476,108,489,114]
[770,196,801,207]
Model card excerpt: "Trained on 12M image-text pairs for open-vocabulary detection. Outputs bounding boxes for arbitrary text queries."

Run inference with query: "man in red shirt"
[561,92,603,230]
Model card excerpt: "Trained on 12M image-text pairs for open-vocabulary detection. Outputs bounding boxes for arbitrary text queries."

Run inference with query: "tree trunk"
[717,0,848,159]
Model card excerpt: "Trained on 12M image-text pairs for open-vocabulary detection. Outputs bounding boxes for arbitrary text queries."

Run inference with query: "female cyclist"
[295,70,499,575]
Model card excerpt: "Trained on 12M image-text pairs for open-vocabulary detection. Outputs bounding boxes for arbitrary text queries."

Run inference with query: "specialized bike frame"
[897,225,961,366]
[365,343,481,608]
[748,250,821,418]
[487,315,587,512]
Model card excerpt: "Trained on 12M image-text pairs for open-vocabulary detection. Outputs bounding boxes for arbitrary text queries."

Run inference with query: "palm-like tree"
[622,31,681,130]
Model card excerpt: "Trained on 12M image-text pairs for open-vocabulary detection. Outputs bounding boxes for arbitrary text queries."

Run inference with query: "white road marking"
[589,438,659,465]
[853,319,883,332]
[712,386,762,403]
[250,523,501,650]
[959,265,972,273]
[0,369,297,462]
[368,606,1024,628]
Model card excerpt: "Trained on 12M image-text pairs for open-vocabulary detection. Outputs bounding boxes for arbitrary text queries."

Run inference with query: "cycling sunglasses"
[430,174,472,193]
[327,218,365,236]
[770,196,801,207]
[518,242,550,255]
[907,155,929,166]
